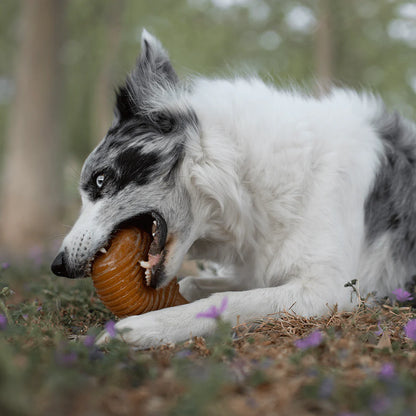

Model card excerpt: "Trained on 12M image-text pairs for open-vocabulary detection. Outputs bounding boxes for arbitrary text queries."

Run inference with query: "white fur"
[96,77,396,348]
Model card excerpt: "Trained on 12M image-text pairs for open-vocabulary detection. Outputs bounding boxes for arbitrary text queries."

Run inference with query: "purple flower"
[28,246,43,267]
[392,288,414,302]
[105,320,117,338]
[175,349,192,359]
[374,322,383,336]
[379,362,395,379]
[319,377,334,398]
[246,397,257,409]
[370,395,391,414]
[83,335,96,348]
[1,262,9,270]
[196,296,228,319]
[295,330,323,350]
[0,314,7,330]
[337,413,359,416]
[56,351,78,366]
[404,319,416,341]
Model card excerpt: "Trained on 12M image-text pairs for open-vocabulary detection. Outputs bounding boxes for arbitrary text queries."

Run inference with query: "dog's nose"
[51,251,69,277]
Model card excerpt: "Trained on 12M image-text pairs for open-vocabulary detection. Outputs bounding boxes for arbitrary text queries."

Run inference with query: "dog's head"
[51,31,199,288]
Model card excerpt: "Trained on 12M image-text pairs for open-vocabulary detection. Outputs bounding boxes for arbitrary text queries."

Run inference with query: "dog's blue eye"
[96,175,105,188]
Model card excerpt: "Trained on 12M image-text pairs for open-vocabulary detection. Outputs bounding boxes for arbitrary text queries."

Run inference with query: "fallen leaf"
[375,331,392,352]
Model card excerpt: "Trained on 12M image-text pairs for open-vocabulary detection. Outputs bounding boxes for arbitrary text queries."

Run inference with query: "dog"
[51,30,416,348]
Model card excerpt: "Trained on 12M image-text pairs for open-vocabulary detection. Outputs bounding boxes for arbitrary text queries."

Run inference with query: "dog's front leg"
[95,300,222,349]
[96,276,356,348]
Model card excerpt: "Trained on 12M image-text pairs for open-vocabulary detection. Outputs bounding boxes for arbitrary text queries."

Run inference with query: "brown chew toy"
[91,227,188,318]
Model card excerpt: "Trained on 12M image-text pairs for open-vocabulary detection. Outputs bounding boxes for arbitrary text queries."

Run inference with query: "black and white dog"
[52,30,416,347]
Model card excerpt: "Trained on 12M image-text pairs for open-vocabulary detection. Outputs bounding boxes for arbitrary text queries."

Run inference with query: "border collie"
[51,30,416,348]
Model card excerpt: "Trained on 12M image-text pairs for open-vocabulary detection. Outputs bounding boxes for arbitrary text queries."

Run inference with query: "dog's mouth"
[85,211,168,288]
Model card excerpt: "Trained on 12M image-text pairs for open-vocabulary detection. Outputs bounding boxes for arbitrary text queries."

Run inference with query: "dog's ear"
[114,85,135,121]
[136,29,178,85]
[114,30,178,121]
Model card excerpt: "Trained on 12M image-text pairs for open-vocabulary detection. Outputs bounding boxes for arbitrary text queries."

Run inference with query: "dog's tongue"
[147,253,161,268]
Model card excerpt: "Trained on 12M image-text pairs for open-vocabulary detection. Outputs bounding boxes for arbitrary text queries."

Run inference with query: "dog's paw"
[95,300,221,349]
[179,276,206,302]
[95,313,174,349]
[95,303,218,349]
[179,275,234,301]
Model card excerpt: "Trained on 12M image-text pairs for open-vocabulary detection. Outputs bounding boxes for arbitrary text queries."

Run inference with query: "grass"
[1,262,416,416]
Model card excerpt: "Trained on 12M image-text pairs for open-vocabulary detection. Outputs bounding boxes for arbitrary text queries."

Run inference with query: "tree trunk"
[0,0,65,256]
[91,1,124,142]
[315,0,333,95]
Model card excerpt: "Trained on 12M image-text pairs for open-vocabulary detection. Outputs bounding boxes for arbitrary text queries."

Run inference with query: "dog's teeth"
[145,269,152,286]
[140,260,151,269]
[99,247,107,254]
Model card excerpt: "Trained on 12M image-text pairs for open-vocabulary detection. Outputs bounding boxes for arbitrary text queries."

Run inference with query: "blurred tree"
[315,0,333,94]
[0,0,66,255]
[91,1,125,140]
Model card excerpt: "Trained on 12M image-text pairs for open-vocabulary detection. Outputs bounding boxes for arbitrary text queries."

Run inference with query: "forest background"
[0,0,415,264]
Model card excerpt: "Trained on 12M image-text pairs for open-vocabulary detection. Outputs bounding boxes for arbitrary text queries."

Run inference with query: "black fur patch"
[80,107,196,201]
[114,147,161,188]
[114,86,136,121]
[365,111,416,263]
[106,119,151,148]
[108,109,184,147]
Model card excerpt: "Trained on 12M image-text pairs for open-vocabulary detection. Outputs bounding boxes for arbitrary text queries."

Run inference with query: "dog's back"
[184,78,416,300]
